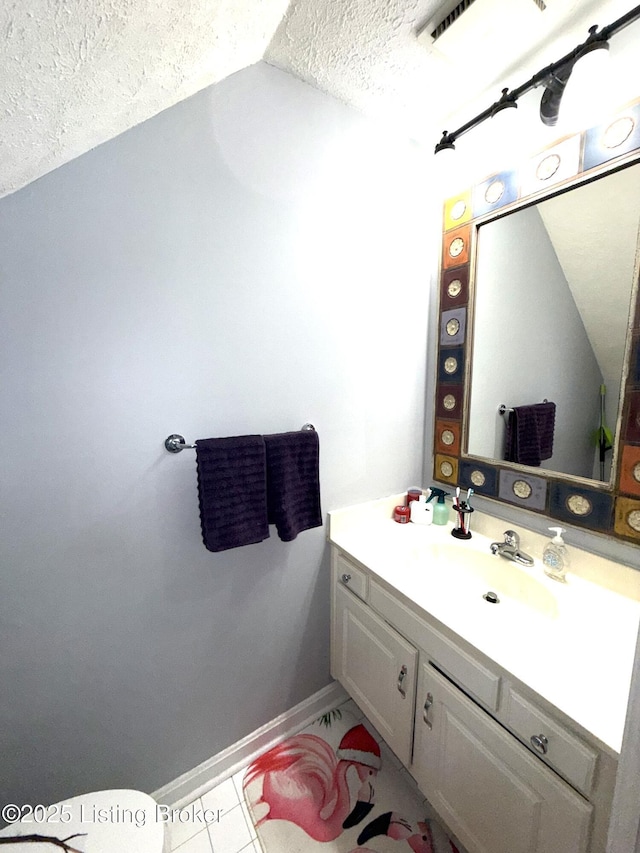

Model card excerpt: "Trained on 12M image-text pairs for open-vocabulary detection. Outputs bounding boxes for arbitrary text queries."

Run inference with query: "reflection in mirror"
[467,163,640,483]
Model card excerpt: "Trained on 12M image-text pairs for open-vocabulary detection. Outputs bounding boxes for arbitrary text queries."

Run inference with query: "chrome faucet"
[490,530,534,567]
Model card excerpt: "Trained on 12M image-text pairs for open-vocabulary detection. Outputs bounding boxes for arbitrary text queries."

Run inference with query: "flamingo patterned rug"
[242,705,463,853]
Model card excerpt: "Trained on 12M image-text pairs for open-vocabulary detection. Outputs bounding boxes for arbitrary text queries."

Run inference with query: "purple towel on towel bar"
[195,436,269,552]
[264,430,322,542]
[505,402,556,467]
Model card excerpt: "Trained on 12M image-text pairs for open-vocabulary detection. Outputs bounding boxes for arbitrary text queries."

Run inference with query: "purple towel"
[505,402,556,467]
[264,430,322,542]
[195,436,269,552]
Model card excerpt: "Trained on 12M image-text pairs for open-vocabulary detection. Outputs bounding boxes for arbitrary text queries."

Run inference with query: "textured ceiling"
[265,0,633,140]
[0,0,290,198]
[0,0,635,198]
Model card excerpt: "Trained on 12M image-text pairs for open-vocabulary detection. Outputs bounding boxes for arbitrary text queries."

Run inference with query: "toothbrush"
[455,487,464,531]
[462,488,474,534]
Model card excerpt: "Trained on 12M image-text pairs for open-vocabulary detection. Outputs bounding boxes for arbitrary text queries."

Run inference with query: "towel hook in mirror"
[499,399,548,416]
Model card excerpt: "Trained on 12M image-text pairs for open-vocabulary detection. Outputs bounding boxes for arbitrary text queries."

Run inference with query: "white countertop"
[328,494,640,755]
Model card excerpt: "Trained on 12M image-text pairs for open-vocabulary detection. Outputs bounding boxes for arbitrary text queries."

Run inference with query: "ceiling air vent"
[417,0,548,59]
[430,0,477,42]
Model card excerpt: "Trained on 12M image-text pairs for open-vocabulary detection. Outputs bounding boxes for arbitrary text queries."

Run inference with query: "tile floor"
[165,699,448,853]
[165,767,261,853]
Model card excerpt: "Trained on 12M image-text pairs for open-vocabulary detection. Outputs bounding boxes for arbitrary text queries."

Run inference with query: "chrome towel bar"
[165,423,316,453]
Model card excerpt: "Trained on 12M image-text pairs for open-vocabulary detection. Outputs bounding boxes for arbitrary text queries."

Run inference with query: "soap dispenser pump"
[543,527,569,582]
[427,488,450,526]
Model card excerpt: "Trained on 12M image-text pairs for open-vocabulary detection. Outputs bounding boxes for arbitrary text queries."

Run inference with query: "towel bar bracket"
[165,434,196,453]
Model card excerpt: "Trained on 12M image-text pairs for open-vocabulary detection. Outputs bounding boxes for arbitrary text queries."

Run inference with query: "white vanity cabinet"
[413,661,591,853]
[333,577,417,766]
[330,546,616,853]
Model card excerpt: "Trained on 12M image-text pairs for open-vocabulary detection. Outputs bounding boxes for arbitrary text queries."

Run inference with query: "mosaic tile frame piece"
[435,419,461,457]
[458,460,499,497]
[434,453,459,485]
[437,345,465,384]
[519,135,581,199]
[615,497,640,541]
[443,224,471,270]
[472,169,519,219]
[548,482,614,532]
[440,266,470,310]
[583,102,640,172]
[440,307,466,346]
[619,445,640,498]
[433,97,640,543]
[498,470,547,511]
[436,383,464,421]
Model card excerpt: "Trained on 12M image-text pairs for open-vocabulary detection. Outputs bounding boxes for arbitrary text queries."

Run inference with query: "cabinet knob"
[341,573,352,584]
[397,665,408,698]
[530,734,549,755]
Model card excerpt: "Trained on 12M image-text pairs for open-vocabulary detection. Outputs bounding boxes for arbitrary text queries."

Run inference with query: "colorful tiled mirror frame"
[433,99,640,543]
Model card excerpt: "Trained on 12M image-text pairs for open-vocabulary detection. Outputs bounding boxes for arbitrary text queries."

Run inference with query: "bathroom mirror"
[433,102,640,542]
[467,163,640,484]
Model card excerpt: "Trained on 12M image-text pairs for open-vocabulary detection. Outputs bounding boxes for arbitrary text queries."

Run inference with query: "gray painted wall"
[468,205,602,479]
[0,62,430,805]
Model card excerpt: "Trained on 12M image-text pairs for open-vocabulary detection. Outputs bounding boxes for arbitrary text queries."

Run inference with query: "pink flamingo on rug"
[243,723,382,842]
[356,812,460,853]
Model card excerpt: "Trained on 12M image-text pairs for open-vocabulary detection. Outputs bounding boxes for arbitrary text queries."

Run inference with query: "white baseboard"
[152,681,348,808]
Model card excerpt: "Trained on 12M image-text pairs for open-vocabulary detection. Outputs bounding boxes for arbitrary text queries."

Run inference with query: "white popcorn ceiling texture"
[0,0,632,198]
[0,0,289,198]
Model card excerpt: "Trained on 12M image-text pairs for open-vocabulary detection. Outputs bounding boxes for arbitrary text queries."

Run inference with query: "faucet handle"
[504,529,520,547]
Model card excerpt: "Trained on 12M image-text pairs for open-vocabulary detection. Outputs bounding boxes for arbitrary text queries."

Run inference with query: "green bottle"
[427,488,450,525]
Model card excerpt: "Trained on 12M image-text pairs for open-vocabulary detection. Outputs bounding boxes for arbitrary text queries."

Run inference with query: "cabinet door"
[334,584,417,765]
[412,660,592,853]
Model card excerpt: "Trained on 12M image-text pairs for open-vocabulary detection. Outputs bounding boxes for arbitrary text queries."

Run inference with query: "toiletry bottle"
[406,488,422,507]
[427,488,450,525]
[543,527,569,582]
[394,505,410,524]
[410,494,433,525]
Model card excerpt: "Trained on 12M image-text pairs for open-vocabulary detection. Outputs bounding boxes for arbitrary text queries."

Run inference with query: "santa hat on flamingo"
[336,724,382,770]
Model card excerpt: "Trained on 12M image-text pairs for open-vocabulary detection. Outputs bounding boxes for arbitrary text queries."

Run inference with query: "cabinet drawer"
[334,552,368,602]
[503,687,598,796]
[370,580,501,712]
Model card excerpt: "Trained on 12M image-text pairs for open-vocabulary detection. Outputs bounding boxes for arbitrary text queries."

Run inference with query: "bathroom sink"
[358,523,559,620]
[426,543,559,620]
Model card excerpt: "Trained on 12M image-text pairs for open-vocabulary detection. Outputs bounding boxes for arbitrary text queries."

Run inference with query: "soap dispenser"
[427,489,450,526]
[543,527,569,582]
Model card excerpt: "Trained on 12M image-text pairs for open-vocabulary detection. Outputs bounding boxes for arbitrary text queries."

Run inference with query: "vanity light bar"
[434,3,640,154]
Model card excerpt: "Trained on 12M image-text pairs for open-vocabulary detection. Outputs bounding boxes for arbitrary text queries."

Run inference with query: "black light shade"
[539,63,574,127]
[559,35,611,126]
[540,27,610,127]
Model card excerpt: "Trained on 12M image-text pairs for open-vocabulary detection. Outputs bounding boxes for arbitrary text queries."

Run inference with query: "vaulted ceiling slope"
[0,0,634,199]
[0,0,290,199]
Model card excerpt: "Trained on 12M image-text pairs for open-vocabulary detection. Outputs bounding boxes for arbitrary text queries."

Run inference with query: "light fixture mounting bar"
[435,3,640,153]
